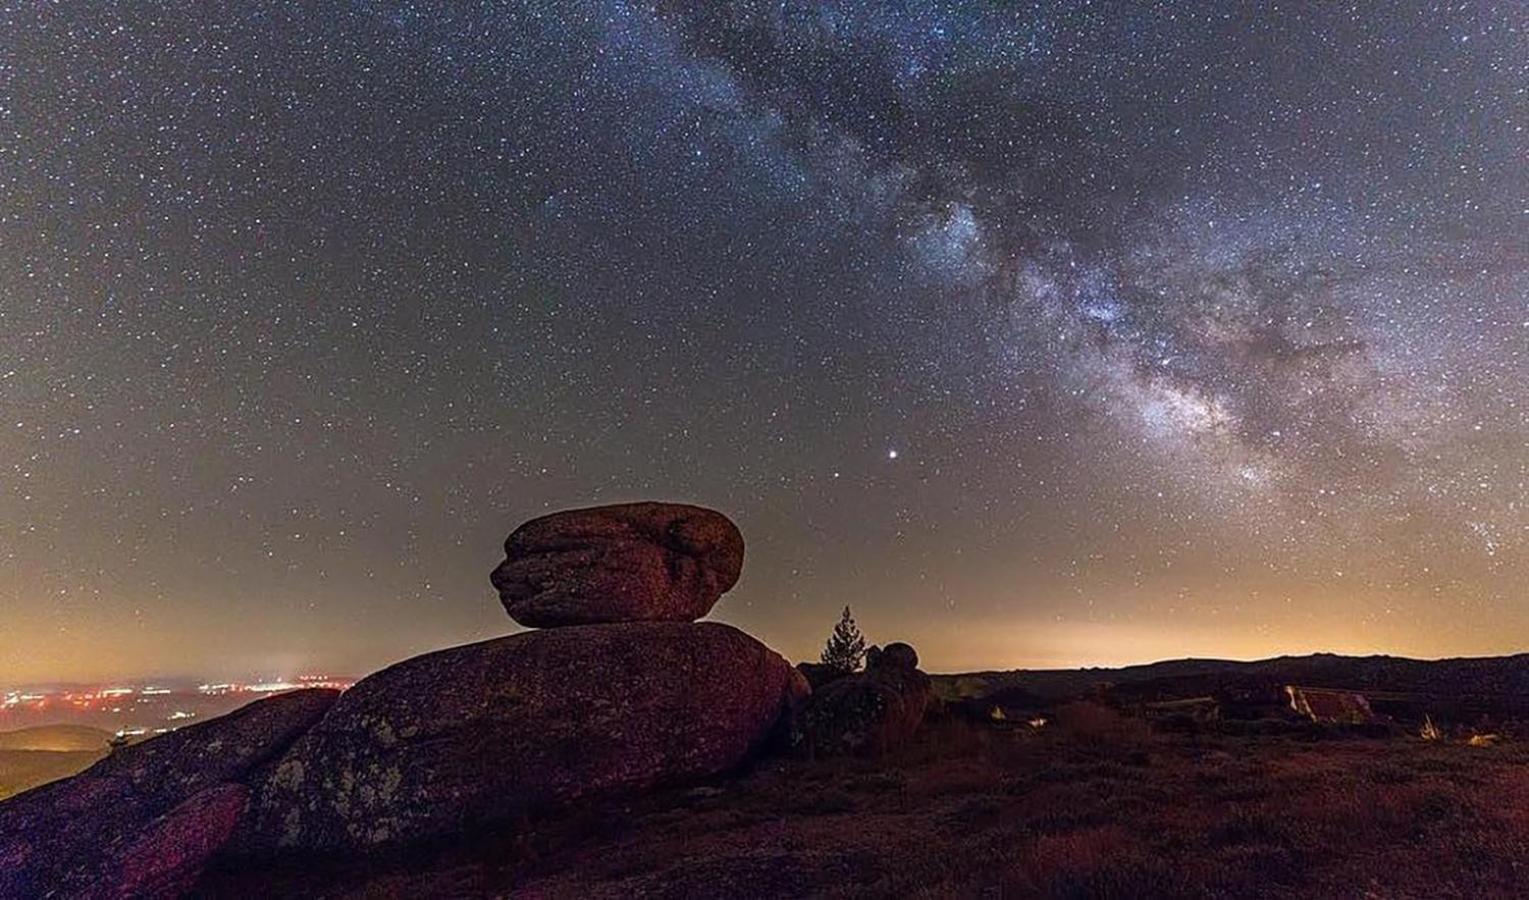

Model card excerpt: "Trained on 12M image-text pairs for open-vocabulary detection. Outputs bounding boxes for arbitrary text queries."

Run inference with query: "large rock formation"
[490,502,745,627]
[801,641,931,758]
[2,501,809,895]
[0,689,337,899]
[240,621,803,852]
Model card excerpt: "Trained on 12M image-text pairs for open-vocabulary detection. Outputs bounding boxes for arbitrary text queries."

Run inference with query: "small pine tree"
[820,606,867,674]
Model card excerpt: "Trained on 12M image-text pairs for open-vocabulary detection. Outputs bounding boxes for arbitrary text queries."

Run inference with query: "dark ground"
[197,705,1529,898]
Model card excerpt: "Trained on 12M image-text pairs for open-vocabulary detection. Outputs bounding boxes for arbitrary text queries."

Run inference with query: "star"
[0,0,1521,682]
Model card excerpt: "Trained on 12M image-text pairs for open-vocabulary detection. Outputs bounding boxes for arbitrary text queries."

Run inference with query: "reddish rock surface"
[238,622,800,852]
[111,783,250,899]
[0,689,337,899]
[490,502,745,626]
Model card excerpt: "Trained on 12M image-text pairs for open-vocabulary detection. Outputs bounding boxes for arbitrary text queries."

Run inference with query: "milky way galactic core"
[1,2,1524,681]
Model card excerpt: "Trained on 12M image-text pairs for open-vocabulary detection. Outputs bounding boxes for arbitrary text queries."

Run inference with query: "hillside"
[15,644,1529,894]
[0,750,106,801]
[939,652,1529,705]
[0,725,113,800]
[0,725,114,752]
[197,711,1529,897]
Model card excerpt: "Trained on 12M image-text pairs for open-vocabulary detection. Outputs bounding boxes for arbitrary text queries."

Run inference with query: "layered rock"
[490,502,745,627]
[240,621,803,852]
[801,642,931,757]
[0,688,337,898]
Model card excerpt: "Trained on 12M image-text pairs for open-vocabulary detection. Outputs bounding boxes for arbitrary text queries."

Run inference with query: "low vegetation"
[200,703,1529,897]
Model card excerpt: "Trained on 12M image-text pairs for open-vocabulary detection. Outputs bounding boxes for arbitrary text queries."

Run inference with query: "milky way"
[1,2,1525,682]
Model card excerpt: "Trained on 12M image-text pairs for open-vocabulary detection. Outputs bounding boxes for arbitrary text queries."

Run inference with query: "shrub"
[1051,701,1154,748]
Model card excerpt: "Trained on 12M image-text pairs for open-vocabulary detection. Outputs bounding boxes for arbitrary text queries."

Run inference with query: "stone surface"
[0,689,337,899]
[239,622,799,852]
[801,647,932,758]
[490,502,744,627]
[111,783,251,900]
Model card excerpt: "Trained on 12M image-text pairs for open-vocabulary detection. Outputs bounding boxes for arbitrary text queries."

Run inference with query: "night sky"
[2,2,1524,684]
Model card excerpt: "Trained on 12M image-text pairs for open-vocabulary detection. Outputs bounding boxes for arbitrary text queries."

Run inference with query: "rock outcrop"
[801,642,931,758]
[113,782,251,899]
[490,502,745,627]
[241,621,803,852]
[0,688,337,899]
[2,501,810,895]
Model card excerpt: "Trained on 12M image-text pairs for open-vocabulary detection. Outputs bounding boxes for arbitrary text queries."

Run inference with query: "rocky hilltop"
[0,502,931,898]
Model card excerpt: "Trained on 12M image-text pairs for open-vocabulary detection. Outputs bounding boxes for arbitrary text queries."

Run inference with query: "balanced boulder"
[239,621,803,852]
[0,688,337,899]
[490,502,744,627]
[801,642,931,758]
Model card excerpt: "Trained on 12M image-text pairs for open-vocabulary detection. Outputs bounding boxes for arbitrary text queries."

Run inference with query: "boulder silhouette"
[876,642,919,671]
[490,502,744,627]
[239,621,801,852]
[796,661,850,691]
[801,644,932,758]
[0,688,337,899]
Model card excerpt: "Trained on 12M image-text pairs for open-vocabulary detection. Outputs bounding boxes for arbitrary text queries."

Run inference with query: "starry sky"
[2,2,1525,684]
